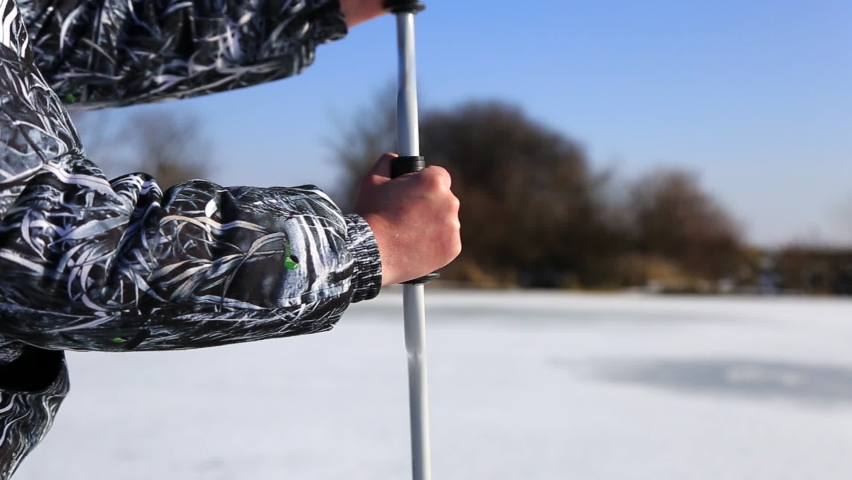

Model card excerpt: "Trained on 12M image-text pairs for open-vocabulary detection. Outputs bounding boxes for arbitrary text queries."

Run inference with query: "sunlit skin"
[340,0,387,27]
[315,3,460,285]
[354,154,462,286]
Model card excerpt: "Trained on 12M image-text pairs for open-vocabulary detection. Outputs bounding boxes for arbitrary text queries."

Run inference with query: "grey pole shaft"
[403,284,431,480]
[394,12,433,480]
[396,13,420,156]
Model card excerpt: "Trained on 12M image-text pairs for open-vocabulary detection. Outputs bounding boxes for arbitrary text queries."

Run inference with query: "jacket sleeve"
[17,0,348,109]
[0,1,377,475]
[0,0,382,353]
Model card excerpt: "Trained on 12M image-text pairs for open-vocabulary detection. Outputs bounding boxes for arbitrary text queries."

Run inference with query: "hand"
[354,154,462,286]
[340,0,387,27]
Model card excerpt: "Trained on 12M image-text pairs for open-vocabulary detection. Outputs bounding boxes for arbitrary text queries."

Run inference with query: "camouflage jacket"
[0,0,381,477]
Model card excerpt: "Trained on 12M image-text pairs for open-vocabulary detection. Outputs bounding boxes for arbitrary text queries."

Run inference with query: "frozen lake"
[16,290,852,479]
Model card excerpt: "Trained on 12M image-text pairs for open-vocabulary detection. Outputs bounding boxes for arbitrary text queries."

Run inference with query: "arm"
[19,0,356,109]
[340,0,385,27]
[0,0,378,471]
[1,1,381,353]
[1,0,462,472]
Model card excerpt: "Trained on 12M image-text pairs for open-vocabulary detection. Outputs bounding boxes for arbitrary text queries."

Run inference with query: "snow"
[15,290,852,479]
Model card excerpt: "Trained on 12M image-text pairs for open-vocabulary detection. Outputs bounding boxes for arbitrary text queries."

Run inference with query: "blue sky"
[81,0,852,247]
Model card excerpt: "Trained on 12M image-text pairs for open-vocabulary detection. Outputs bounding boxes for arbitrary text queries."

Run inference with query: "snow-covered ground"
[16,291,852,480]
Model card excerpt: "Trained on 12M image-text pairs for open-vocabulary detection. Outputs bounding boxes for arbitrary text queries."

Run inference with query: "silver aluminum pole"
[396,13,420,157]
[385,2,432,480]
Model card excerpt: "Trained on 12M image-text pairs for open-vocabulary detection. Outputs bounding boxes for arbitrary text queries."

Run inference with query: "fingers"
[340,0,387,28]
[360,154,454,206]
[368,153,397,178]
[361,153,397,188]
[354,155,462,285]
[450,194,461,214]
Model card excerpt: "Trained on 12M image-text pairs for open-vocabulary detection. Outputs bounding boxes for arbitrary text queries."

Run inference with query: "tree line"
[72,95,852,294]
[332,89,750,291]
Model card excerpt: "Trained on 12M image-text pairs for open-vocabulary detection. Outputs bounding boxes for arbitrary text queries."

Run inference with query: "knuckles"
[451,238,462,258]
[442,228,462,262]
[360,160,462,273]
[421,166,452,190]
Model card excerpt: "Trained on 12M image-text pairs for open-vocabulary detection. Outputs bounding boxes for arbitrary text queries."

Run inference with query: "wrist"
[362,213,410,286]
[360,214,392,286]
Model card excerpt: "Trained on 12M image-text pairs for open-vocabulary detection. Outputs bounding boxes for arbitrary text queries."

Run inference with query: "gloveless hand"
[340,0,387,27]
[354,154,462,286]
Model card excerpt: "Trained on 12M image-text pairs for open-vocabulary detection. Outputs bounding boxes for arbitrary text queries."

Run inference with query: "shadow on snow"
[556,357,852,408]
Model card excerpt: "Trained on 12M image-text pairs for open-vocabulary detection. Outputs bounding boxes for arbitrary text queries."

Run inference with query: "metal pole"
[402,283,431,480]
[384,2,432,480]
[395,13,421,157]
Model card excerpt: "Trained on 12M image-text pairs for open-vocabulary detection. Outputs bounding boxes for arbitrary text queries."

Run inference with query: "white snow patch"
[15,291,852,480]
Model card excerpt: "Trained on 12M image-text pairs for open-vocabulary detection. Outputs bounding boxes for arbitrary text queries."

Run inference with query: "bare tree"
[329,83,397,209]
[70,110,127,178]
[71,110,213,189]
[331,89,748,289]
[332,93,615,286]
[627,169,745,280]
[418,101,614,286]
[120,112,212,189]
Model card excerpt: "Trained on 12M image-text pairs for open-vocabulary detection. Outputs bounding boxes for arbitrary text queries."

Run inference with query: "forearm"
[0,12,381,352]
[0,171,382,351]
[21,0,349,109]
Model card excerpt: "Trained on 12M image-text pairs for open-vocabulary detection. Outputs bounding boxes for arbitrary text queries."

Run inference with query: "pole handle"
[384,0,425,14]
[390,156,440,285]
[390,155,425,179]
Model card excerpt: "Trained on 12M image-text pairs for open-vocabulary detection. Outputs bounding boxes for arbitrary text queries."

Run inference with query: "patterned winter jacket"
[0,0,382,477]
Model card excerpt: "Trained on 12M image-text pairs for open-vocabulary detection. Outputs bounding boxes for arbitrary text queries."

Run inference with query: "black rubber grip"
[384,0,425,14]
[391,156,426,179]
[404,272,440,285]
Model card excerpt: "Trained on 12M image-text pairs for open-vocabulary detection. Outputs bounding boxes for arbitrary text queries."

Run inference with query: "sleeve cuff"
[0,343,67,394]
[305,0,349,44]
[345,214,382,303]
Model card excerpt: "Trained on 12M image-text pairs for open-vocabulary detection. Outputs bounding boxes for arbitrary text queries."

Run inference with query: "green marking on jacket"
[284,243,299,270]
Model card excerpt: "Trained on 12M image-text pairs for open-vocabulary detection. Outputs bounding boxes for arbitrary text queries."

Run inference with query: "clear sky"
[81,0,852,248]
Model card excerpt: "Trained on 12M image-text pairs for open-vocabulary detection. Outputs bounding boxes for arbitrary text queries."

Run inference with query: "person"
[0,0,461,477]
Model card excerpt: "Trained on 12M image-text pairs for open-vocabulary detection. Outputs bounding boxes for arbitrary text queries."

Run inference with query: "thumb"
[364,153,397,184]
